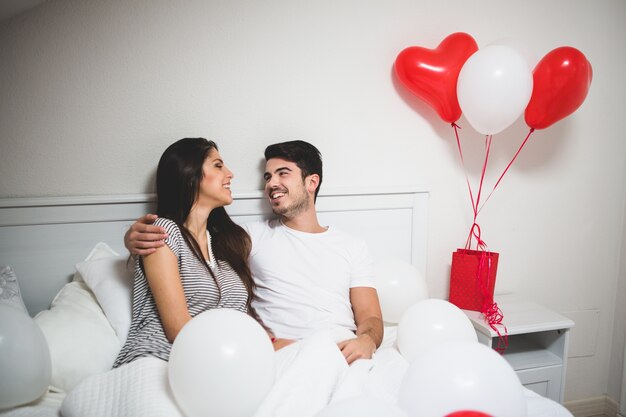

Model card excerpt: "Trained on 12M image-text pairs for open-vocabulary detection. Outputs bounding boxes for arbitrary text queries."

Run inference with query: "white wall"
[1,0,625,403]
[613,197,626,406]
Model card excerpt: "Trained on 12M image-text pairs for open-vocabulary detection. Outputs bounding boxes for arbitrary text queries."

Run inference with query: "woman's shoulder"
[154,217,183,237]
[153,217,176,229]
[153,217,186,254]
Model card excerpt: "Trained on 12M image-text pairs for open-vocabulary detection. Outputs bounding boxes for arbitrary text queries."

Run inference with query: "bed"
[0,187,572,417]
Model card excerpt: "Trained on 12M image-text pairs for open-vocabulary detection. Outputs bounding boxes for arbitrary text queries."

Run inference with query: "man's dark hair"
[264,140,323,200]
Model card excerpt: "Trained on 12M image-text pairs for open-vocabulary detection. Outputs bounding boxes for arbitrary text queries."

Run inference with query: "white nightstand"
[462,295,574,403]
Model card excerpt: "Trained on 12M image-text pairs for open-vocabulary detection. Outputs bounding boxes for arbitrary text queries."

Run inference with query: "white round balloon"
[398,341,526,417]
[457,44,533,135]
[373,259,429,324]
[168,309,276,417]
[0,304,52,409]
[489,37,539,70]
[316,396,410,417]
[397,299,477,363]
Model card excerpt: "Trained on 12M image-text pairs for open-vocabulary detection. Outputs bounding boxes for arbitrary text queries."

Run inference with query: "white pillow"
[0,265,28,313]
[75,245,133,344]
[34,281,121,393]
[72,242,120,283]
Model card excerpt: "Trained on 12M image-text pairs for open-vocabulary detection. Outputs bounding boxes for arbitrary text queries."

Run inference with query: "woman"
[113,138,254,367]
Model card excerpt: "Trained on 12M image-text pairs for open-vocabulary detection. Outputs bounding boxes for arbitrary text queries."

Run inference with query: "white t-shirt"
[245,219,375,340]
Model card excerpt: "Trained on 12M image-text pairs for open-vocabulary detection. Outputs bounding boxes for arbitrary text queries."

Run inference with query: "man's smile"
[269,190,287,201]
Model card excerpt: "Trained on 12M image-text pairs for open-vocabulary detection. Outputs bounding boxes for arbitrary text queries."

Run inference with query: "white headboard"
[0,187,429,316]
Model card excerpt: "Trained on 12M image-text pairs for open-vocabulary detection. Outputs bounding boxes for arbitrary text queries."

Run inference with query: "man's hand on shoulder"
[337,333,376,364]
[124,214,168,256]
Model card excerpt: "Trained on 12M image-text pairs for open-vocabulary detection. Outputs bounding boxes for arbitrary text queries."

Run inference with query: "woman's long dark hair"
[155,138,255,311]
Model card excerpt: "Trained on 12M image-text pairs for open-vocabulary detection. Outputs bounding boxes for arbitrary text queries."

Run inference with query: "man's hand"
[337,334,376,364]
[124,214,168,256]
[337,287,384,364]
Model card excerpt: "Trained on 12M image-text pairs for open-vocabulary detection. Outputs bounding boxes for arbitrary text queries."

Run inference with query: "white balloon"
[0,304,52,409]
[373,259,429,324]
[397,299,477,363]
[398,341,526,417]
[168,309,275,417]
[489,37,539,70]
[316,396,410,417]
[457,45,533,135]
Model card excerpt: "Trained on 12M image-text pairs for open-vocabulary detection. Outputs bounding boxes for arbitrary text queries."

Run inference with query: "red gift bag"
[449,249,499,312]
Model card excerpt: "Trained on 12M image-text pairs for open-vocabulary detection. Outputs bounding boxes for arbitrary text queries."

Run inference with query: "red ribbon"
[453,124,535,217]
[477,128,535,214]
[451,124,536,353]
[464,223,508,353]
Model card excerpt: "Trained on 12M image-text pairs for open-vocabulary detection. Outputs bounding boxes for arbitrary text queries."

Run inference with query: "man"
[125,140,383,364]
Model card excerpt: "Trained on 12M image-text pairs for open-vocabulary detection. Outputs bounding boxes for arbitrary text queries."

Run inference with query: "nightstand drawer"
[516,365,563,400]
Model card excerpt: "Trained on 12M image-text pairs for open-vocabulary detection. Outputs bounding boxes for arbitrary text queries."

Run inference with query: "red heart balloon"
[394,32,478,123]
[525,46,592,130]
[446,411,493,417]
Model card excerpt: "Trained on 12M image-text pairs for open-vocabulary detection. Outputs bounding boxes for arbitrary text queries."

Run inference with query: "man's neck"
[281,206,326,233]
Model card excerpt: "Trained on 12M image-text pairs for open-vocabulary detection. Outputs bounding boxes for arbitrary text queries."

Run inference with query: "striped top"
[113,217,248,367]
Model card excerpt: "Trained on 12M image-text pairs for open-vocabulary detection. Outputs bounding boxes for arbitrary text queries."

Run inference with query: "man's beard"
[271,188,310,218]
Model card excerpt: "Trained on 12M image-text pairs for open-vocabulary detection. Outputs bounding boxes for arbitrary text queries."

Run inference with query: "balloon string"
[452,124,508,352]
[465,223,486,251]
[474,236,508,353]
[485,301,509,353]
[452,122,477,215]
[452,122,493,246]
[473,135,493,221]
[463,185,508,352]
[477,128,535,215]
[476,128,536,351]
[465,133,493,249]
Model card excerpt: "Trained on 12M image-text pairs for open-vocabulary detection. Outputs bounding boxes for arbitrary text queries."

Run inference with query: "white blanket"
[60,331,573,417]
[61,330,350,417]
[0,392,64,417]
[60,357,180,417]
